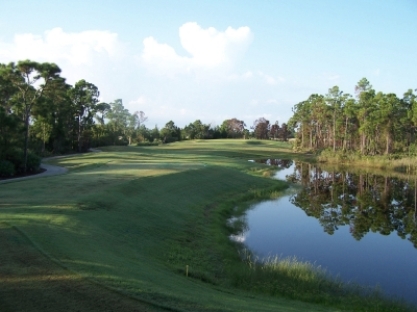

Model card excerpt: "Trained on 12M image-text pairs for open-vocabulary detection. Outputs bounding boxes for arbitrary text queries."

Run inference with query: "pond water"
[239,160,417,305]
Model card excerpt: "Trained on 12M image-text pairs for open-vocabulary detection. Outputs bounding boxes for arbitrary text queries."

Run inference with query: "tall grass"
[318,149,417,173]
[228,249,414,311]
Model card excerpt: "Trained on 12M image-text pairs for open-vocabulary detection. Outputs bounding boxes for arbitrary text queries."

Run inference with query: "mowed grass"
[0,140,413,311]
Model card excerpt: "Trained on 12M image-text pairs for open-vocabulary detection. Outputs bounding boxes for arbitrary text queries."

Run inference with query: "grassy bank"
[0,140,413,311]
[317,149,417,174]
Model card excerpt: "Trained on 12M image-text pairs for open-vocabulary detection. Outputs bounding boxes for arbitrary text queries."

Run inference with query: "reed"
[229,249,413,311]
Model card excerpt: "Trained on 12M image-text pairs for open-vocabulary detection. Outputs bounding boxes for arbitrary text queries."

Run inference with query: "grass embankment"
[0,140,413,311]
[318,149,417,174]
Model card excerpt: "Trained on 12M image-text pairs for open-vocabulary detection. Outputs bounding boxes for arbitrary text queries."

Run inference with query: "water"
[239,160,417,305]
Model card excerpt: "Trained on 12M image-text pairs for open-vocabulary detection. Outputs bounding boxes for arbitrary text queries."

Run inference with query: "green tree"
[0,106,22,160]
[373,92,403,154]
[269,121,280,140]
[219,118,246,138]
[1,60,61,172]
[404,89,417,149]
[69,80,100,152]
[289,100,311,149]
[355,78,376,154]
[252,117,270,140]
[106,99,131,145]
[161,120,181,143]
[326,86,347,152]
[150,125,160,142]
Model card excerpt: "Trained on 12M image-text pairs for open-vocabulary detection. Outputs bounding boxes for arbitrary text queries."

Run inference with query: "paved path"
[0,163,68,185]
[0,149,103,185]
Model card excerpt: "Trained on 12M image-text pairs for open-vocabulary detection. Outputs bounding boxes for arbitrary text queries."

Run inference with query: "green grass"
[0,140,414,311]
[317,148,417,175]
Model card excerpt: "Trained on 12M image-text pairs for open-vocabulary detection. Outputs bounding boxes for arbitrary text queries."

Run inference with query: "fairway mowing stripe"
[0,222,195,312]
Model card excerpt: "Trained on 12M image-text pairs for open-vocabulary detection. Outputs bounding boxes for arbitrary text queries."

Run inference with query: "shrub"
[5,148,41,173]
[26,152,41,172]
[0,160,15,177]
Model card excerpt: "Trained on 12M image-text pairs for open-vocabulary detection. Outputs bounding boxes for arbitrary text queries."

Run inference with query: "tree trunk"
[77,115,81,152]
[333,113,336,152]
[343,117,348,151]
[385,132,391,155]
[23,109,30,173]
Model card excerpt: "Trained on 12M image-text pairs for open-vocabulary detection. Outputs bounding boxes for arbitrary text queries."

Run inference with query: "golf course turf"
[0,140,414,311]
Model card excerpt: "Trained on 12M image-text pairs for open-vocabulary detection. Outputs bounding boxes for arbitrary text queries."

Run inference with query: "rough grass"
[317,149,417,174]
[0,140,414,311]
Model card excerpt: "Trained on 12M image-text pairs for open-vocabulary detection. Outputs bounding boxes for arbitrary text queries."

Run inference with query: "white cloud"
[0,25,293,128]
[0,28,125,87]
[0,27,122,66]
[141,22,253,75]
[258,71,285,85]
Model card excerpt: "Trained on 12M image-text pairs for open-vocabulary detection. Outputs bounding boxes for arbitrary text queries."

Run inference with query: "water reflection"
[286,162,417,246]
[240,159,417,304]
[253,158,294,169]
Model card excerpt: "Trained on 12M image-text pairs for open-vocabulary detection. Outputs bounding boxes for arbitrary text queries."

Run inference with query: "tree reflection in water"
[286,162,417,247]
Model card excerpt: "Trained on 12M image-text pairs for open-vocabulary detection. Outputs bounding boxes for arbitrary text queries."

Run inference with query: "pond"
[238,160,417,305]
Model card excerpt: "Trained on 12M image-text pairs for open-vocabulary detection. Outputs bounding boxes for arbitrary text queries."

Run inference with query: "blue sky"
[1,0,416,127]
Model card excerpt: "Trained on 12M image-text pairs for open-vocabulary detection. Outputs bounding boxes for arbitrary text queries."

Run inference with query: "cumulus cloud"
[0,27,122,65]
[0,27,126,87]
[141,22,253,75]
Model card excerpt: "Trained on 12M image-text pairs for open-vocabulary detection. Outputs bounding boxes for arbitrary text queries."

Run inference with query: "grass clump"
[318,148,417,174]
[229,251,413,311]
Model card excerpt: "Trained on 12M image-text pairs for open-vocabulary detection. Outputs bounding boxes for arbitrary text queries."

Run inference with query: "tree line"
[0,60,155,176]
[288,78,417,155]
[0,59,290,177]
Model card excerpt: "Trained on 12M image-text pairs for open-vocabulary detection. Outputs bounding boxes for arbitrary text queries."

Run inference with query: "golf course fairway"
[0,140,412,312]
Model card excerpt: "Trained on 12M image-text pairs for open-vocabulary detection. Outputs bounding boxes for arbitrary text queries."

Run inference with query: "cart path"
[0,149,102,184]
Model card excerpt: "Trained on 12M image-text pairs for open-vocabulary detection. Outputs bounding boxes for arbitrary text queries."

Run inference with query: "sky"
[1,0,416,128]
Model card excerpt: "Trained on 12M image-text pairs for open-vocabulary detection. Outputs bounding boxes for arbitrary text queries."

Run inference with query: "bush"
[26,152,41,172]
[0,160,15,177]
[5,148,41,173]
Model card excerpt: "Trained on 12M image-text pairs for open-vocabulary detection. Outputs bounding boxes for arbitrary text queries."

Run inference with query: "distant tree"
[161,120,181,143]
[405,89,417,145]
[252,117,270,139]
[270,121,280,139]
[220,118,246,138]
[150,125,160,142]
[279,123,290,141]
[288,100,311,149]
[326,86,346,152]
[355,78,376,154]
[94,102,111,125]
[69,80,100,152]
[106,99,131,145]
[184,119,210,139]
